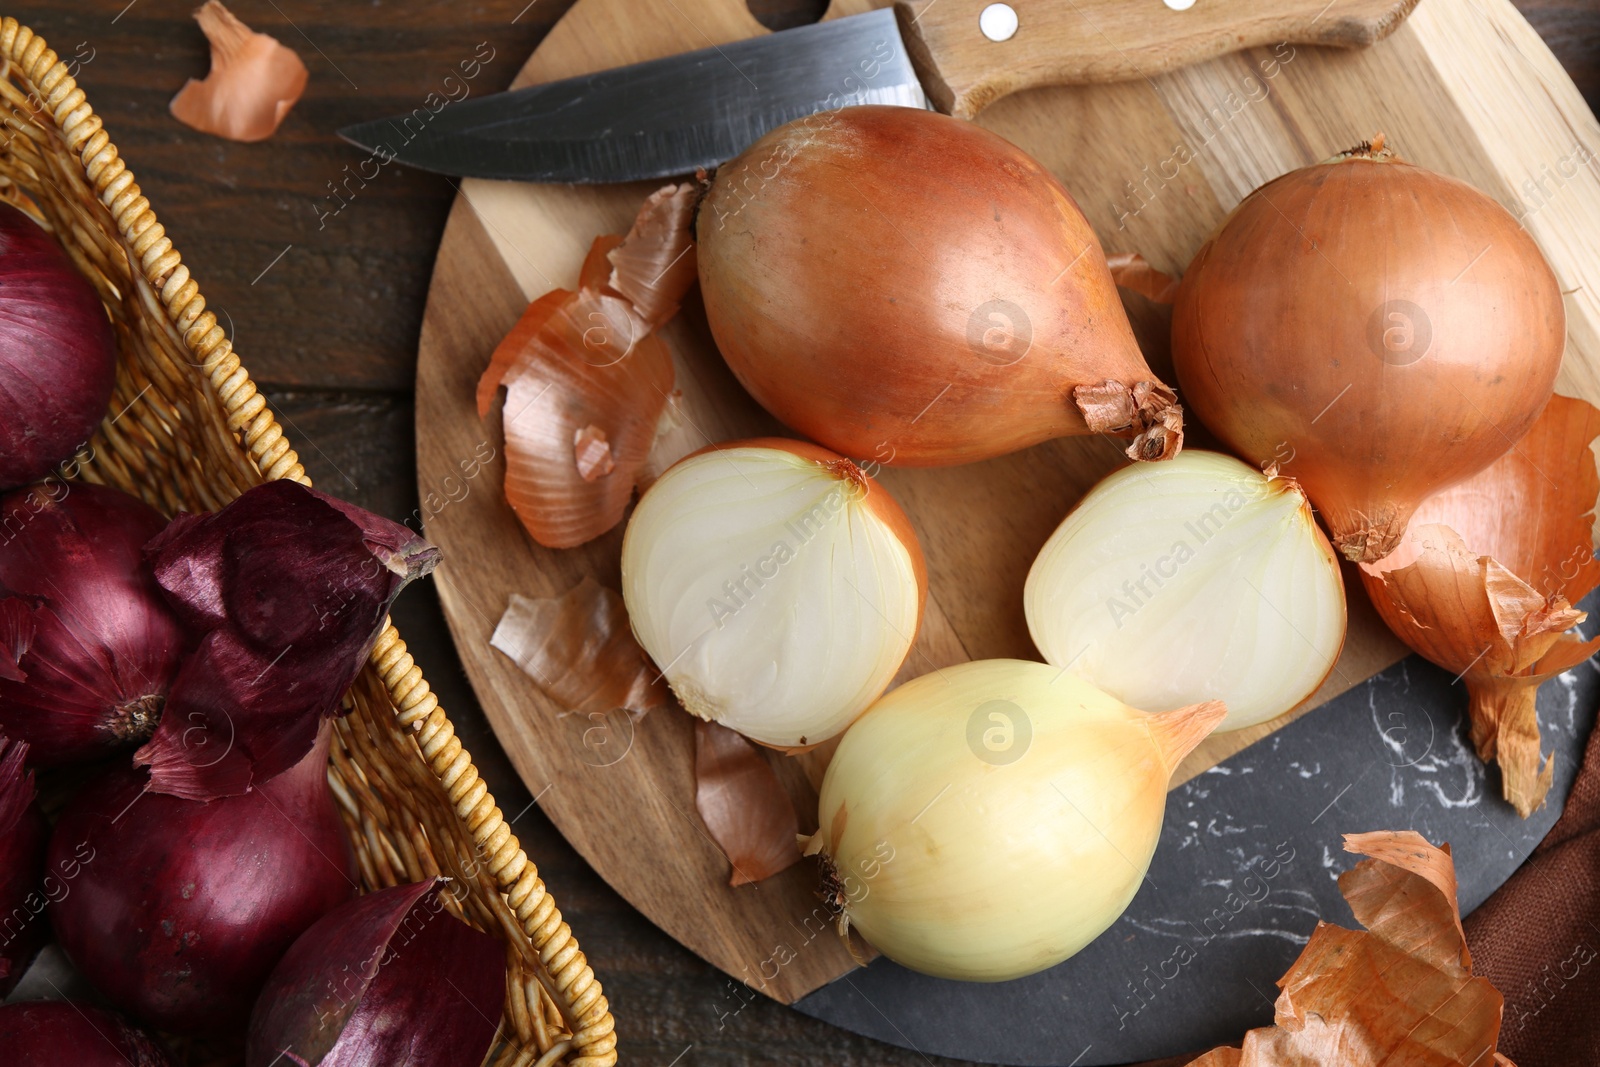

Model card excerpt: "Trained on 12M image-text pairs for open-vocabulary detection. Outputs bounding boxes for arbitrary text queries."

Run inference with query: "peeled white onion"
[808,659,1225,981]
[1024,450,1346,732]
[621,438,925,748]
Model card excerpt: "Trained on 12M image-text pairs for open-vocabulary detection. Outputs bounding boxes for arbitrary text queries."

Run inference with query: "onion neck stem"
[1466,678,1553,818]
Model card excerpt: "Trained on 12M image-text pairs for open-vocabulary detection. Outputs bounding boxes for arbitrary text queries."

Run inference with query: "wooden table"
[11,2,1594,1064]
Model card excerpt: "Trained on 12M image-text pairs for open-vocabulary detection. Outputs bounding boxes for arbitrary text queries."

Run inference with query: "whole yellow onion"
[807,659,1224,981]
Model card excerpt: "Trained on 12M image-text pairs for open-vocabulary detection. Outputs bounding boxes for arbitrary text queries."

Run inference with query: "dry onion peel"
[479,185,698,549]
[1363,527,1595,817]
[1359,393,1600,817]
[637,389,700,491]
[1026,451,1346,731]
[809,660,1225,981]
[694,719,801,887]
[1187,830,1514,1066]
[491,579,801,885]
[169,2,308,143]
[246,879,504,1067]
[1173,139,1565,563]
[1106,251,1180,305]
[138,482,438,800]
[622,438,925,749]
[607,183,699,329]
[698,106,1182,466]
[1383,393,1600,604]
[489,575,672,720]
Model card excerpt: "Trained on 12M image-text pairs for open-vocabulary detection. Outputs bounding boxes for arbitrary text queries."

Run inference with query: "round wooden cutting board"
[414,0,1600,1059]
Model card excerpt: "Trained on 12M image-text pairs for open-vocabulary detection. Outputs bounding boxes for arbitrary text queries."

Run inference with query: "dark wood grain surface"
[8,2,1595,1064]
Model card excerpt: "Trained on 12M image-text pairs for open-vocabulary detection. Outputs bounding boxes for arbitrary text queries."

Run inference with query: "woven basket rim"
[0,17,616,1066]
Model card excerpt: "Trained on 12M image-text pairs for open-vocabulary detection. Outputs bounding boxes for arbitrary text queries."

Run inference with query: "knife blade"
[340,9,926,184]
[339,0,1418,184]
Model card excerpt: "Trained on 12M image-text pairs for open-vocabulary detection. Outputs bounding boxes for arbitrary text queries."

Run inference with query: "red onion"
[0,483,183,766]
[0,203,118,490]
[248,879,505,1067]
[0,1001,172,1066]
[47,723,355,1034]
[137,480,440,799]
[0,735,46,994]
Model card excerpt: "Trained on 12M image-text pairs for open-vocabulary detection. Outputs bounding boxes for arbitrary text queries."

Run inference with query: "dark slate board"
[797,618,1600,1065]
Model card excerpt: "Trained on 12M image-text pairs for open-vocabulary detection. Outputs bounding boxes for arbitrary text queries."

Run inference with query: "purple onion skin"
[0,203,118,489]
[0,736,47,994]
[137,480,441,800]
[0,483,183,766]
[0,1001,172,1066]
[46,725,355,1035]
[248,880,505,1067]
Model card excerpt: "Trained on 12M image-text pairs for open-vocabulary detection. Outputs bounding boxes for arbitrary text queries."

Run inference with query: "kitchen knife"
[339,0,1417,184]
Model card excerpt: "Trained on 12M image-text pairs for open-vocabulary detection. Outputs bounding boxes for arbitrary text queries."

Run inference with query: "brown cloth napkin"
[1463,718,1600,1067]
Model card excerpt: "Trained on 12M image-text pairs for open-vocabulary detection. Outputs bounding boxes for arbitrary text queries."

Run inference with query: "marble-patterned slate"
[798,621,1600,1065]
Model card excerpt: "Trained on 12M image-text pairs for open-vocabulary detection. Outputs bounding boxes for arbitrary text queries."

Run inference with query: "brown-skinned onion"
[698,106,1182,467]
[1172,138,1565,563]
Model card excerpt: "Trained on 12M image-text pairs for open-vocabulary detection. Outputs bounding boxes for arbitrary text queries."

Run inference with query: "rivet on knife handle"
[893,0,1421,119]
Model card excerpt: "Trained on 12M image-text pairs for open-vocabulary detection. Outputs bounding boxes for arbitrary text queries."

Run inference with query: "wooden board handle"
[894,0,1420,117]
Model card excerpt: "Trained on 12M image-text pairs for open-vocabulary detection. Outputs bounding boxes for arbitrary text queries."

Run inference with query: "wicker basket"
[0,18,616,1067]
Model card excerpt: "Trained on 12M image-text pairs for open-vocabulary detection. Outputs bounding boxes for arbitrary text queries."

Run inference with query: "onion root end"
[110,694,164,745]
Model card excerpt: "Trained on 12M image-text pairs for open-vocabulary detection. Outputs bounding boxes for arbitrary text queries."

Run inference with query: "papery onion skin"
[1188,832,1508,1066]
[1025,450,1346,731]
[695,718,801,886]
[623,437,925,749]
[0,483,183,765]
[1358,394,1600,817]
[0,204,117,490]
[1172,143,1565,563]
[490,576,673,721]
[0,736,47,995]
[247,879,504,1067]
[0,1002,172,1067]
[136,481,439,800]
[169,1,309,143]
[699,106,1182,467]
[1362,525,1596,817]
[479,185,697,550]
[47,725,355,1034]
[811,660,1225,981]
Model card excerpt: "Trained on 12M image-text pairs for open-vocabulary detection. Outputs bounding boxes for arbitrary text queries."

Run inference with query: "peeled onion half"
[1025,451,1346,731]
[621,438,925,748]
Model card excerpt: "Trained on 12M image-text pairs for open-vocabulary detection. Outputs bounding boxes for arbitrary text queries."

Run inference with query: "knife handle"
[893,0,1419,118]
